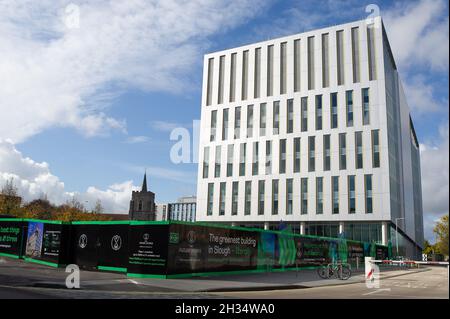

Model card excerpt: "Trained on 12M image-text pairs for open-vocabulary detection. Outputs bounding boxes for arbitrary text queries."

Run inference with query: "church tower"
[129,172,156,220]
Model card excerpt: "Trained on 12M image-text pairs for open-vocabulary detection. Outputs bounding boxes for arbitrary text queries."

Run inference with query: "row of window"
[206,174,373,216]
[210,89,371,142]
[203,130,380,178]
[169,203,196,222]
[206,25,377,105]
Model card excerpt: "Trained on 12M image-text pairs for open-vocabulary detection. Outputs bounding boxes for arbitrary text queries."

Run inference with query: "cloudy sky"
[0,0,448,242]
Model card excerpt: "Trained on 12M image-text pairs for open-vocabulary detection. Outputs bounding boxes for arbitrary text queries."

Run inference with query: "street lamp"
[395,217,405,257]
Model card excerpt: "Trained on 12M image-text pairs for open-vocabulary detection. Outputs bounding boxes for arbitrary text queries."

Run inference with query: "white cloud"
[419,124,449,242]
[383,0,449,72]
[0,0,268,143]
[124,136,149,144]
[402,75,448,114]
[150,120,192,133]
[0,139,138,213]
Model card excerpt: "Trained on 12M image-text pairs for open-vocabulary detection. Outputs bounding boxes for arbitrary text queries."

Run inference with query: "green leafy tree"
[434,215,449,256]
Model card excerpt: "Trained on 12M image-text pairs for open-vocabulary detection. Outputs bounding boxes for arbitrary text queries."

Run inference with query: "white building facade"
[196,17,424,258]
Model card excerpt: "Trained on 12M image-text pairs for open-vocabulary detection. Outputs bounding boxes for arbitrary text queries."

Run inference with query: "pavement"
[0,256,448,299]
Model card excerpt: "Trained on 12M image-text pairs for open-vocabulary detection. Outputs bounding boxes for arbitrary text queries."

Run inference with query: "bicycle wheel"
[317,266,329,279]
[338,265,351,280]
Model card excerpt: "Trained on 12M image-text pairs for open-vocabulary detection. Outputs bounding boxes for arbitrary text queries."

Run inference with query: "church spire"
[141,171,147,192]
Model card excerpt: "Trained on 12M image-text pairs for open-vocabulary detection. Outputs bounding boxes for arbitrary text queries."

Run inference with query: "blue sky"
[0,0,448,242]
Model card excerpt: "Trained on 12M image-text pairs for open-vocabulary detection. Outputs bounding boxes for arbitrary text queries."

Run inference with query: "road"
[213,266,449,299]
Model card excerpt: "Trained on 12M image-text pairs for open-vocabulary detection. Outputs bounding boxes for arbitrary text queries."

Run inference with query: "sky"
[0,0,448,242]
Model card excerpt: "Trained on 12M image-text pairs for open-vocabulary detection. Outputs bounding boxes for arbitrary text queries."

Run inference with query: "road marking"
[128,279,139,285]
[362,288,391,296]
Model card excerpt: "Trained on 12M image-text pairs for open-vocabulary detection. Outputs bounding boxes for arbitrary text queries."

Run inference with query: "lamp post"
[395,217,405,257]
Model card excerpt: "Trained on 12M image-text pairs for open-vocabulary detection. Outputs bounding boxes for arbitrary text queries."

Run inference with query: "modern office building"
[155,196,197,222]
[196,17,424,258]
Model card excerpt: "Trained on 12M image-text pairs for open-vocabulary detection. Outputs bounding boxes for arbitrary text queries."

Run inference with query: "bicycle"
[317,262,352,280]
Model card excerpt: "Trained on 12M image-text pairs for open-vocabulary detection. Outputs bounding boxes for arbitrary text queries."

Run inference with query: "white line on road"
[362,288,392,296]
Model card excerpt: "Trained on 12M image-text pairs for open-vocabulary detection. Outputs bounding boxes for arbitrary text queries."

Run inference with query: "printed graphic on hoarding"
[43,229,61,257]
[167,224,259,274]
[127,224,169,275]
[0,222,22,255]
[25,222,44,258]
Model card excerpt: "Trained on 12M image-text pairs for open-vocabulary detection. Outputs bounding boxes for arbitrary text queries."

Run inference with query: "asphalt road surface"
[213,266,449,299]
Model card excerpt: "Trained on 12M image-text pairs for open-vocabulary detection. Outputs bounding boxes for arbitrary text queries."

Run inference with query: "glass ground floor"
[227,220,422,260]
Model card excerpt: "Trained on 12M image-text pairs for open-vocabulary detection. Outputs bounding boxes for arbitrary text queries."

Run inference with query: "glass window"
[247,104,253,138]
[362,88,370,125]
[351,27,360,83]
[348,175,356,214]
[267,45,274,96]
[239,143,246,176]
[232,182,238,215]
[280,42,287,94]
[260,103,266,136]
[265,141,272,174]
[258,180,265,215]
[336,30,344,85]
[316,95,322,130]
[294,137,301,173]
[254,48,261,99]
[323,134,331,171]
[287,99,294,134]
[308,36,315,90]
[301,178,308,215]
[365,174,373,214]
[308,136,315,172]
[207,183,214,216]
[229,53,236,102]
[203,146,209,178]
[206,57,214,106]
[322,33,329,88]
[227,144,233,177]
[242,50,249,101]
[332,176,339,214]
[372,129,380,168]
[346,90,353,127]
[301,97,308,132]
[272,179,279,215]
[316,177,323,214]
[218,55,225,104]
[279,139,286,174]
[234,106,241,139]
[214,145,221,178]
[273,101,280,135]
[367,25,377,81]
[222,108,229,140]
[245,181,251,215]
[355,131,363,169]
[294,39,301,92]
[339,133,346,170]
[210,110,217,141]
[286,179,293,215]
[252,142,259,176]
[330,92,338,129]
[219,182,226,216]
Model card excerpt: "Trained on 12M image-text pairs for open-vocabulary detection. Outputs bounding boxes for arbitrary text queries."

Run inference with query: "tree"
[434,214,449,256]
[92,199,104,214]
[0,178,21,216]
[422,240,436,255]
[22,197,55,220]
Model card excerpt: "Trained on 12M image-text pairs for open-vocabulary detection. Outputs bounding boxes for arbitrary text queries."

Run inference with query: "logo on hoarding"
[143,233,150,243]
[78,234,87,249]
[169,232,179,244]
[187,231,196,245]
[111,235,122,251]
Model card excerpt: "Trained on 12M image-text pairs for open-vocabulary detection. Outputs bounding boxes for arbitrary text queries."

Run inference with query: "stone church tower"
[129,173,156,220]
